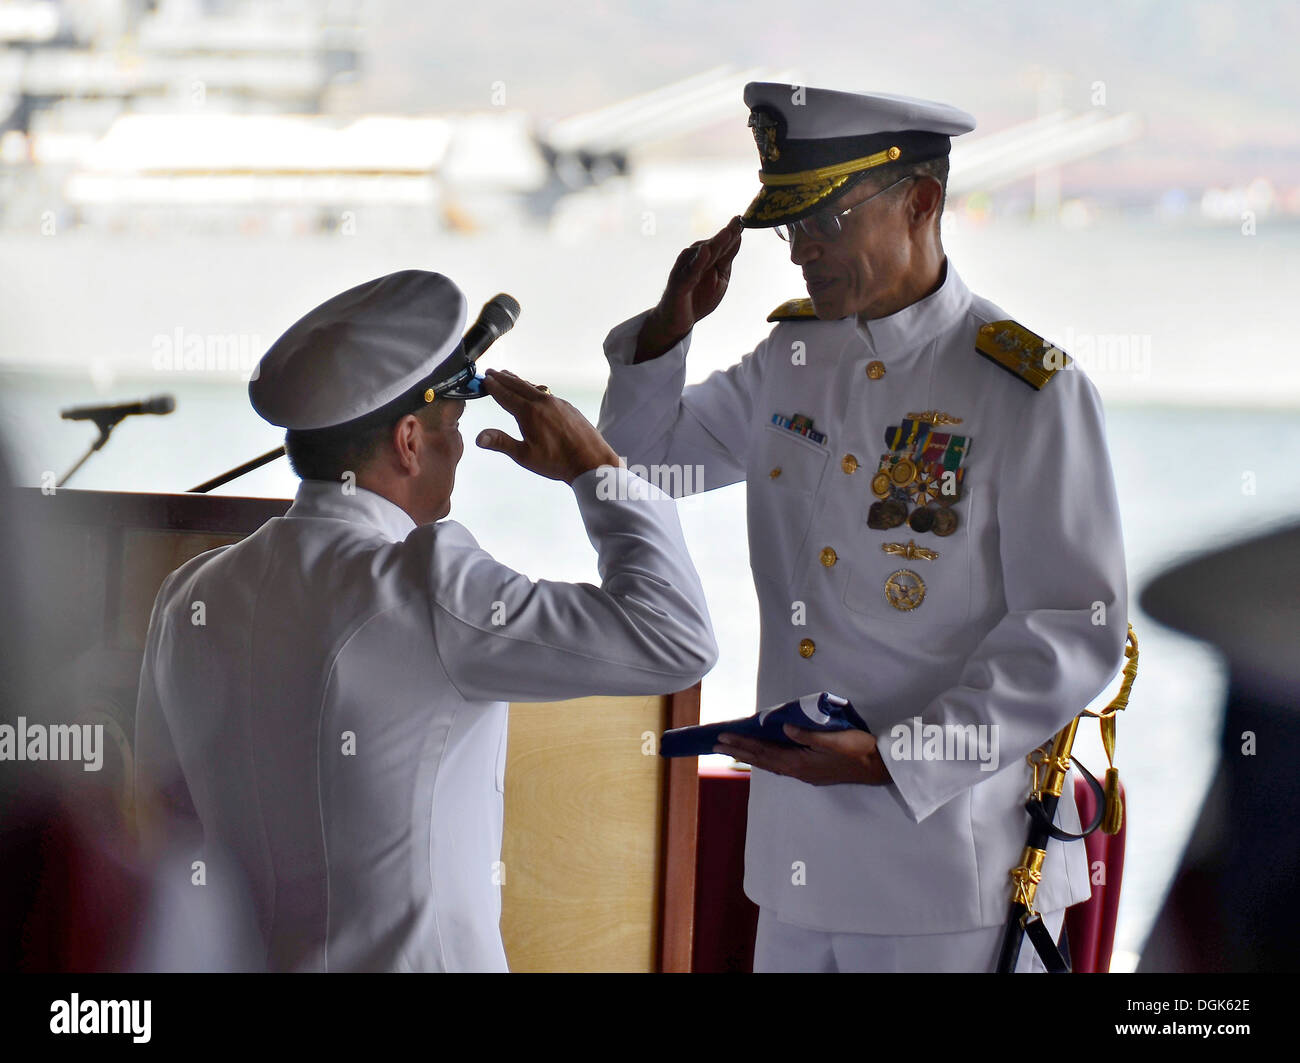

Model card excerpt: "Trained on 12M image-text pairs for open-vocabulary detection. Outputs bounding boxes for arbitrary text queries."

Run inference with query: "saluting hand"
[633,216,745,364]
[476,369,621,484]
[714,725,892,786]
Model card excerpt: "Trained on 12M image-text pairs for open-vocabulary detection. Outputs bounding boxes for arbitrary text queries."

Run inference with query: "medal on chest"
[867,410,971,610]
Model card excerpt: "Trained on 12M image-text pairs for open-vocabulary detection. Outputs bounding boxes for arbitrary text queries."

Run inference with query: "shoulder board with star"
[974,319,1070,390]
[767,298,818,323]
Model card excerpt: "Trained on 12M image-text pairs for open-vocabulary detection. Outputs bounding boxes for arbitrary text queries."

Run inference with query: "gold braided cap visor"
[740,125,954,227]
[741,145,904,226]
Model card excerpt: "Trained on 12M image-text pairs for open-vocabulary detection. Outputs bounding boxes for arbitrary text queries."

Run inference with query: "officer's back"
[134,272,717,971]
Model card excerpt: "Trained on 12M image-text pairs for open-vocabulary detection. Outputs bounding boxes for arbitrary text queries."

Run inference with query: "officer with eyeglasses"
[772,173,916,244]
[597,83,1129,972]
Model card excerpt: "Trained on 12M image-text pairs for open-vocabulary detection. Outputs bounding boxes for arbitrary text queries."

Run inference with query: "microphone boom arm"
[189,446,286,494]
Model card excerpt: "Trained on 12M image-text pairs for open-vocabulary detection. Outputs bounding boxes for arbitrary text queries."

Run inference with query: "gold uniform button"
[769,467,782,479]
[819,546,837,567]
[866,360,886,379]
[841,454,858,474]
[798,638,816,659]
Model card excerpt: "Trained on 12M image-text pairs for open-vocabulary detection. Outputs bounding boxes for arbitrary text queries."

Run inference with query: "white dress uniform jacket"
[134,465,717,971]
[598,260,1128,934]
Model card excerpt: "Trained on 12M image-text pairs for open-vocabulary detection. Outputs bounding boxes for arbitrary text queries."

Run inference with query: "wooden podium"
[9,487,699,972]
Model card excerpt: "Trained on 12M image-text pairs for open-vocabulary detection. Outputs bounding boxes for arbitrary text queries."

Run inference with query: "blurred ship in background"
[4,0,1293,402]
[1,0,1166,240]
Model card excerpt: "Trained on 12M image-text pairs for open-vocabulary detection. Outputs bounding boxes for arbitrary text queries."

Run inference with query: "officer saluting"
[134,270,717,972]
[598,85,1128,972]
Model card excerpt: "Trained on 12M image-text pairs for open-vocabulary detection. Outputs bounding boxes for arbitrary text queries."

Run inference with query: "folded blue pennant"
[659,691,870,759]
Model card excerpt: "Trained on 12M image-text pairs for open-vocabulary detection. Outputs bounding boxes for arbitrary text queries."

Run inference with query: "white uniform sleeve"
[133,574,203,858]
[427,464,718,703]
[878,370,1130,822]
[597,309,763,494]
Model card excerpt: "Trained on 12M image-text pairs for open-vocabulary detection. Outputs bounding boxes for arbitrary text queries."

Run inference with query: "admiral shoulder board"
[767,298,818,322]
[975,320,1070,390]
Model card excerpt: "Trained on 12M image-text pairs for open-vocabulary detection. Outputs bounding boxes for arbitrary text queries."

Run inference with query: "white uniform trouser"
[753,907,1067,973]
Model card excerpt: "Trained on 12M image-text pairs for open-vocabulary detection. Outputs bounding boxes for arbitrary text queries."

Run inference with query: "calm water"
[3,218,1299,965]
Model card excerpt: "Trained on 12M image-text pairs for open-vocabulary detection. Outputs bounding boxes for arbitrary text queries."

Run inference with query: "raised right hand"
[633,216,744,364]
[476,369,621,484]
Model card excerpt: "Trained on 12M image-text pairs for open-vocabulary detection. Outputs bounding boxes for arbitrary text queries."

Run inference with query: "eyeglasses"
[775,175,916,242]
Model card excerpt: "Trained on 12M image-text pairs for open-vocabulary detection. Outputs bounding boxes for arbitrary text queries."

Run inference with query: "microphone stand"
[57,414,123,488]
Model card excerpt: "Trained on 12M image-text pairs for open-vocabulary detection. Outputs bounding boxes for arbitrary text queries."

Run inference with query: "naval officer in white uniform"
[133,270,717,972]
[598,84,1129,972]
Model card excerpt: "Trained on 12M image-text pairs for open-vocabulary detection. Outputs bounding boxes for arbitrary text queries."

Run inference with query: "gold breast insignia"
[882,540,939,562]
[884,568,926,611]
[905,410,963,426]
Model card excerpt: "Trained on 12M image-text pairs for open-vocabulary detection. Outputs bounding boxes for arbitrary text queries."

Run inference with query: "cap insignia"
[748,107,782,163]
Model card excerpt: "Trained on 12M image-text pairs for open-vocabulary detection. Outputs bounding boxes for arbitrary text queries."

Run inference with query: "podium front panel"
[8,488,697,971]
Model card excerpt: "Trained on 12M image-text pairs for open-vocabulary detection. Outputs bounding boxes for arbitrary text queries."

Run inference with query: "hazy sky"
[357,0,1299,193]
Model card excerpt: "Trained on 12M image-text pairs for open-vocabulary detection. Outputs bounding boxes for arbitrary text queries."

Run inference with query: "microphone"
[461,294,521,363]
[61,395,176,424]
[424,295,521,400]
[56,394,177,485]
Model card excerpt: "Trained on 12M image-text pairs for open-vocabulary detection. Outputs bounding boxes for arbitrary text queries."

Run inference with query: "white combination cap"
[740,82,975,227]
[249,270,472,431]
